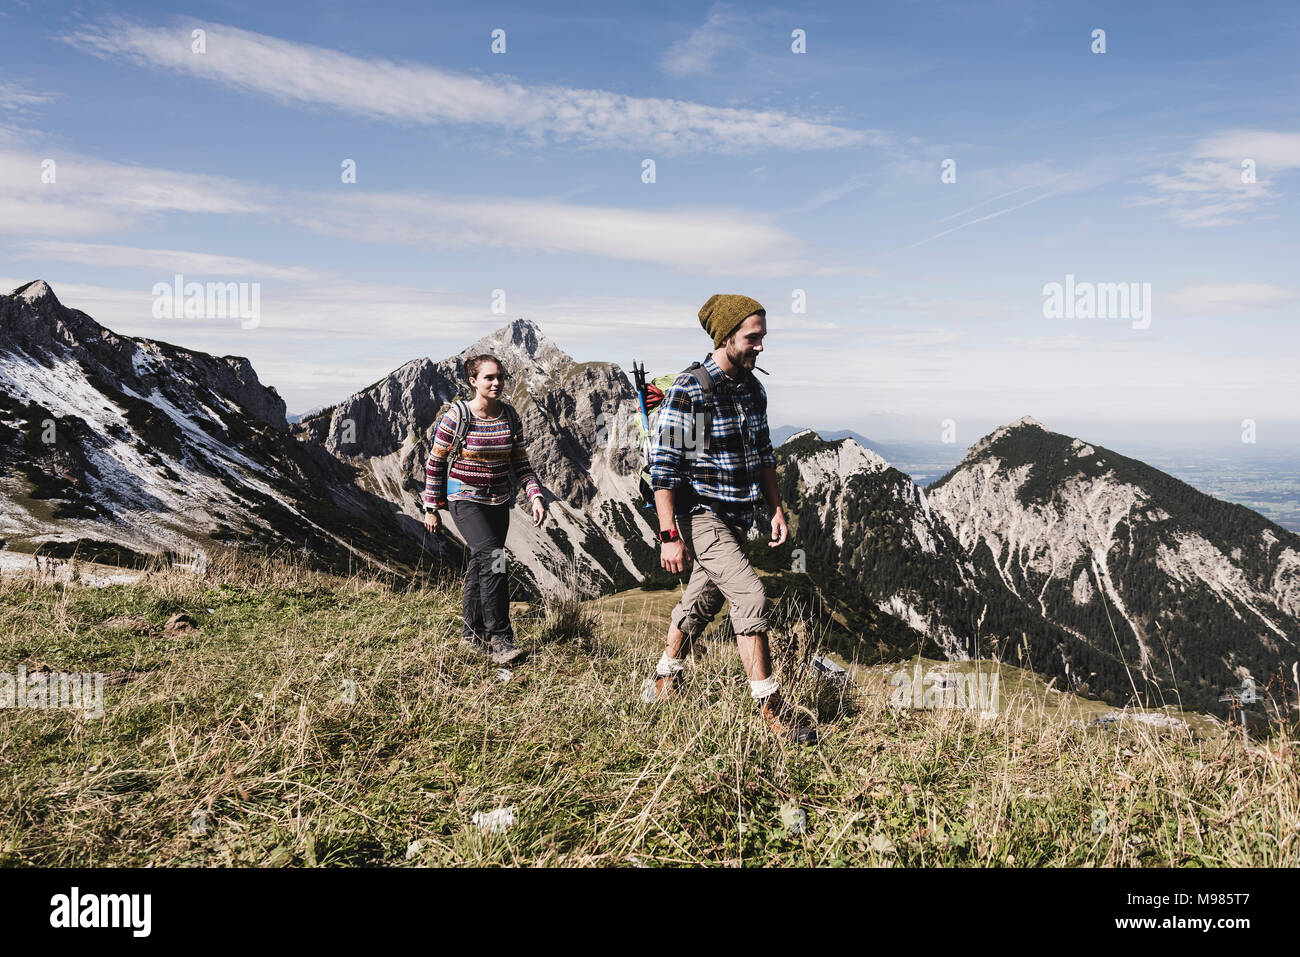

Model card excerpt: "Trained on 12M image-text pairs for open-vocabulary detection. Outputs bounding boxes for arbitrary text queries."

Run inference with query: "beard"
[726,342,758,369]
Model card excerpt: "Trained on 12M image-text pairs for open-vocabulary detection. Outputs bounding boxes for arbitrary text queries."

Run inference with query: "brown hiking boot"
[647,669,683,703]
[758,690,818,745]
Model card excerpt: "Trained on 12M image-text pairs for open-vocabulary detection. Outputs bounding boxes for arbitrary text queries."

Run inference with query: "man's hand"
[768,506,788,547]
[531,496,546,527]
[424,509,440,534]
[661,538,692,574]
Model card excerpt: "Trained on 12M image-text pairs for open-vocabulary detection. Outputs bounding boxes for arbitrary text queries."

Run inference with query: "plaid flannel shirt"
[649,353,775,533]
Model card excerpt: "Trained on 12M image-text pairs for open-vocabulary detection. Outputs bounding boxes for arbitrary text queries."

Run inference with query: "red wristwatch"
[659,528,680,543]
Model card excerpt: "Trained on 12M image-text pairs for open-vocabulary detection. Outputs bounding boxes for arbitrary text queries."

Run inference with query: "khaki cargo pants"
[670,509,768,639]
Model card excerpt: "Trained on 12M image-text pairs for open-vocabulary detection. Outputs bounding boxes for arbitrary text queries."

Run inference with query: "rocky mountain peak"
[782,427,821,445]
[451,318,574,397]
[3,279,117,363]
[466,317,551,357]
[820,436,891,476]
[964,414,1051,461]
[485,317,546,352]
[927,413,1300,714]
[12,279,59,305]
[782,432,893,489]
[1009,414,1046,431]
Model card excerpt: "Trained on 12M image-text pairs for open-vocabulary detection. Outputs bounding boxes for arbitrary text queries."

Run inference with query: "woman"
[423,354,547,665]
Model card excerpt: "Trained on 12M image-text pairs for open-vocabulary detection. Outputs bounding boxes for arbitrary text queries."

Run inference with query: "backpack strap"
[681,358,766,453]
[447,399,472,464]
[501,401,522,442]
[684,359,715,452]
[500,401,524,494]
[748,369,767,415]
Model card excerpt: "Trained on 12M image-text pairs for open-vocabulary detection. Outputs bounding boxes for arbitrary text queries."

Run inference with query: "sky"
[1,0,1298,459]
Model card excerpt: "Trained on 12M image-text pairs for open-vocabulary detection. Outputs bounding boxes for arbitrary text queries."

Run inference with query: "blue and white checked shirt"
[649,353,776,533]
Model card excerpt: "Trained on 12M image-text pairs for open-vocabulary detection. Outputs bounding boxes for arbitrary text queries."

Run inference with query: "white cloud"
[281,190,812,276]
[1198,130,1300,171]
[0,81,56,112]
[660,7,749,78]
[7,274,1297,429]
[1134,129,1300,227]
[15,240,322,281]
[1002,334,1116,351]
[1167,282,1297,313]
[770,333,1299,426]
[0,143,271,237]
[0,273,490,400]
[0,130,827,275]
[855,292,1007,322]
[62,17,867,155]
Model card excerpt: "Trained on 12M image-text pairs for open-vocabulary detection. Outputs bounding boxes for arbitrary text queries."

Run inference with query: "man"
[648,293,817,745]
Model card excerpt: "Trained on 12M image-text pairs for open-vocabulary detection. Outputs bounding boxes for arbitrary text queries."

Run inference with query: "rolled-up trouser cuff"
[671,605,714,642]
[729,615,768,635]
[668,510,768,639]
[673,606,767,638]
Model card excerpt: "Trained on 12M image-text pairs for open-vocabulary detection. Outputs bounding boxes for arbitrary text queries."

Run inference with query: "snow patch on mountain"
[1,281,416,577]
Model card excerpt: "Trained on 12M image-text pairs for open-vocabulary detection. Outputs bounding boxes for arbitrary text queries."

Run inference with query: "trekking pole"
[632,361,650,430]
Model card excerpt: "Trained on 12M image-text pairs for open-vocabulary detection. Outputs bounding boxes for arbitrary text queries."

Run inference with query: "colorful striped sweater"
[423,402,544,510]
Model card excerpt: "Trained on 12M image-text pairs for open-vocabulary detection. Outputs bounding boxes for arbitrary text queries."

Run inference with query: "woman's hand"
[531,496,546,527]
[424,509,440,534]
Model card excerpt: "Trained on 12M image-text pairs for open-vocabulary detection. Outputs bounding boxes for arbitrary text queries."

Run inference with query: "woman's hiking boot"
[461,634,490,654]
[490,636,526,666]
[757,690,818,745]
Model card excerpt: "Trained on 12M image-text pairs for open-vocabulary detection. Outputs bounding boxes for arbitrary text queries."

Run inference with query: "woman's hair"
[464,353,506,384]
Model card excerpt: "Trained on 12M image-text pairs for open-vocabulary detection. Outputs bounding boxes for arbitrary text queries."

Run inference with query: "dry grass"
[1,548,1297,866]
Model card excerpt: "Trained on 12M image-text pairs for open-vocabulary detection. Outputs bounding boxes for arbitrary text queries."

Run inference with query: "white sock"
[656,655,686,677]
[749,675,779,700]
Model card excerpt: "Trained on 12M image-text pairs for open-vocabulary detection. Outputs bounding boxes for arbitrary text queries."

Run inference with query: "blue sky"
[2,0,1298,457]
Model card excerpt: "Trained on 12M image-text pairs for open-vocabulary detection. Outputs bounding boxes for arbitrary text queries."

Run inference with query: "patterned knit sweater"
[423,403,543,509]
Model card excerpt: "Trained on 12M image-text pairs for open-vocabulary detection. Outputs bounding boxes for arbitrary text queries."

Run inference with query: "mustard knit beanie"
[698,294,765,349]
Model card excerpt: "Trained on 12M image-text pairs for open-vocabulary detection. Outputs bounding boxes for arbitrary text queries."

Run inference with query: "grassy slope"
[1,550,1297,867]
